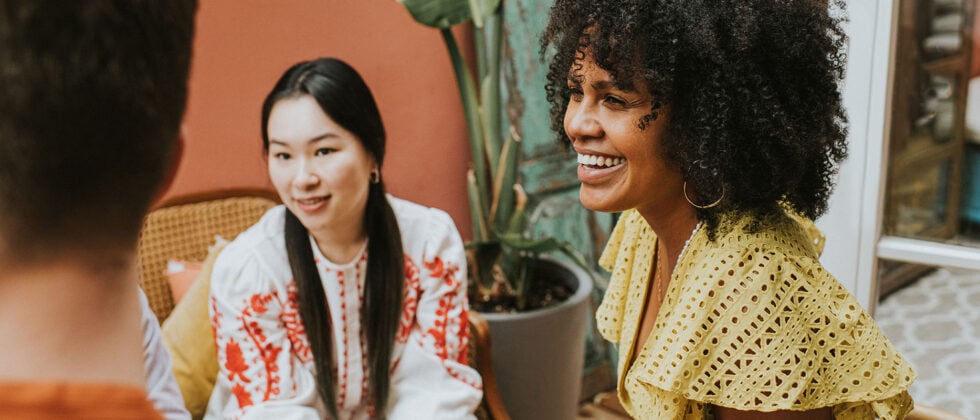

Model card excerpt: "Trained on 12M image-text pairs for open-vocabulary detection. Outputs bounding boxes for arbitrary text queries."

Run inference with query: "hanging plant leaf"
[400,0,500,29]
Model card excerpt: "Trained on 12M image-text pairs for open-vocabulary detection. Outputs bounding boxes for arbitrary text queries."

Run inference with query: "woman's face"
[266,95,377,241]
[563,52,684,215]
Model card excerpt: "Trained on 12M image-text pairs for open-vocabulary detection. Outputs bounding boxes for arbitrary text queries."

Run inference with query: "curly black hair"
[542,0,849,237]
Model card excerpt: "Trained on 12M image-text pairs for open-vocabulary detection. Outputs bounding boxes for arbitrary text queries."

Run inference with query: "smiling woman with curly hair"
[542,1,916,419]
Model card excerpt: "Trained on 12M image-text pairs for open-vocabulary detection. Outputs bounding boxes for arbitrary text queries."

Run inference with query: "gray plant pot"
[481,257,594,420]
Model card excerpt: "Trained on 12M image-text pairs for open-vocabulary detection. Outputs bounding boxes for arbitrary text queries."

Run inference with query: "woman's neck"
[311,223,369,264]
[0,254,145,386]
[639,202,699,270]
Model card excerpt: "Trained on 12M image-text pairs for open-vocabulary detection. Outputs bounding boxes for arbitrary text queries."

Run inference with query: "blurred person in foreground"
[542,0,916,418]
[0,1,196,417]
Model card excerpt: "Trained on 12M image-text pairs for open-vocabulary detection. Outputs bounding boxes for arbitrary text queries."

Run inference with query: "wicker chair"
[137,189,280,322]
[468,310,511,420]
[137,189,509,418]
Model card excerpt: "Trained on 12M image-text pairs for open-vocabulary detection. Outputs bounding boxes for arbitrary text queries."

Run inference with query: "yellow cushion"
[162,243,225,419]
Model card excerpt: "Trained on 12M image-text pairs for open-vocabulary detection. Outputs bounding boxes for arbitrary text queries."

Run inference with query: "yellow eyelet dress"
[596,210,916,419]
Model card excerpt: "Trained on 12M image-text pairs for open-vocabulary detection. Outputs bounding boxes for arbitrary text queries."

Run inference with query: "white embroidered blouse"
[205,196,482,420]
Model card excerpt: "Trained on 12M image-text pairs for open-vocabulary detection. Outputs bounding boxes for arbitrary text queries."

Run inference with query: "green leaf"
[504,184,526,235]
[467,170,489,242]
[401,0,470,28]
[552,242,598,282]
[492,131,521,233]
[441,28,490,239]
[497,234,597,283]
[401,0,500,29]
[471,0,502,28]
[498,234,566,254]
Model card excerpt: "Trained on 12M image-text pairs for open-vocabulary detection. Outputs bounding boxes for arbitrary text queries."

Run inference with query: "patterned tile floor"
[876,267,980,417]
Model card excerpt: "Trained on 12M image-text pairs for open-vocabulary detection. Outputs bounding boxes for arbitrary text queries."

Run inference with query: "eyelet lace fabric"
[597,210,916,419]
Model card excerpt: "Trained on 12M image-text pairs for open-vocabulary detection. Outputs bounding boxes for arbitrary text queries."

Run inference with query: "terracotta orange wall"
[974,0,980,77]
[164,1,472,238]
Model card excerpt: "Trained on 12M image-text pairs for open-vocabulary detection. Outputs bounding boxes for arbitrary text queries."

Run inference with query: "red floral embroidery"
[336,269,349,408]
[356,252,366,296]
[418,254,481,389]
[238,291,284,402]
[397,256,421,343]
[426,295,452,361]
[357,258,369,409]
[444,362,483,390]
[231,382,254,408]
[224,339,250,383]
[421,255,464,362]
[250,293,272,314]
[424,257,445,278]
[279,281,311,364]
[424,256,461,287]
[210,296,222,344]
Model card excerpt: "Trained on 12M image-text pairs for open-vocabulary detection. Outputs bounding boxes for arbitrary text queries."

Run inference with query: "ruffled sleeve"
[387,208,482,419]
[598,210,634,271]
[208,242,321,420]
[596,210,656,344]
[629,220,916,418]
[785,208,826,256]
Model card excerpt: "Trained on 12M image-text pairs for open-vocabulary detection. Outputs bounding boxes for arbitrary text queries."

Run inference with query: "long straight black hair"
[260,57,404,418]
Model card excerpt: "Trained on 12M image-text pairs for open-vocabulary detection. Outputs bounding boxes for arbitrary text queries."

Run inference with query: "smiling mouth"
[296,197,327,205]
[294,195,331,212]
[577,153,624,168]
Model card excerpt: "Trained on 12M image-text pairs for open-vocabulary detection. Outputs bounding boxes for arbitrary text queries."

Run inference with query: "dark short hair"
[0,0,197,259]
[543,0,849,236]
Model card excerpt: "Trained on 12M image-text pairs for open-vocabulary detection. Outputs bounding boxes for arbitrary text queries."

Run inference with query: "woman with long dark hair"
[206,58,481,419]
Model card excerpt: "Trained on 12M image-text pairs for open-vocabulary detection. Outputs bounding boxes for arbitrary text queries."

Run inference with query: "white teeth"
[577,153,623,168]
[298,198,324,205]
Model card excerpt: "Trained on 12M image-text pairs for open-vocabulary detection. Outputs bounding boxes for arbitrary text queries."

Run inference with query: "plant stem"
[467,170,489,241]
[478,13,502,177]
[441,27,490,241]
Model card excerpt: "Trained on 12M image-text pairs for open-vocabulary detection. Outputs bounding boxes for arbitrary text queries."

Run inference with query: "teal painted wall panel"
[498,0,617,391]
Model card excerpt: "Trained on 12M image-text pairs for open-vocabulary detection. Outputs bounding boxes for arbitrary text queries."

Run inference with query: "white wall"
[816,0,896,311]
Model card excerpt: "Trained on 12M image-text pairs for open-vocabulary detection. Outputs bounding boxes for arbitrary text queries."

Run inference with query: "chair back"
[468,310,511,420]
[137,189,279,322]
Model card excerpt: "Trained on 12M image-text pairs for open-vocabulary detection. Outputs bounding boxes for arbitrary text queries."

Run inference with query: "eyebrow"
[566,73,621,89]
[590,80,616,90]
[268,132,338,146]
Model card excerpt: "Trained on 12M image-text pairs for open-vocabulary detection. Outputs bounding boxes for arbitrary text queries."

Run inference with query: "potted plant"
[398,1,595,418]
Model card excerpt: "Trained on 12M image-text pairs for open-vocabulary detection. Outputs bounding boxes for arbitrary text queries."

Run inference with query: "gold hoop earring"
[684,159,724,209]
[683,182,724,209]
[370,171,380,184]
